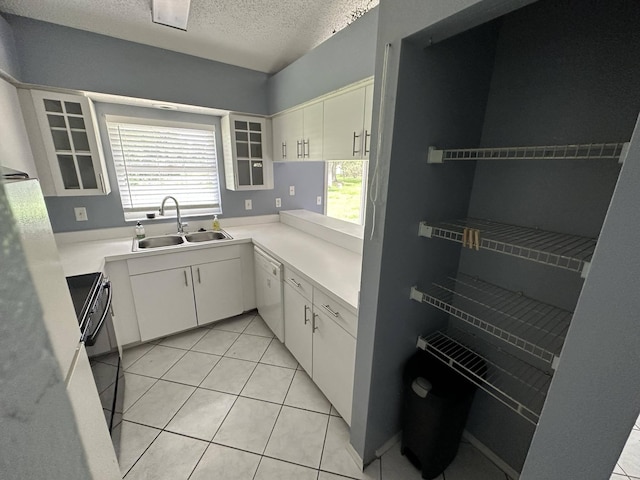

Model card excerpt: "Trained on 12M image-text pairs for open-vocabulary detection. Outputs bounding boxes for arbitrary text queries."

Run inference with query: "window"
[325,160,369,225]
[106,116,221,220]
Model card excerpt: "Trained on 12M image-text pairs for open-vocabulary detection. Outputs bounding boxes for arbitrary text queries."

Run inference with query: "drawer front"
[313,288,357,338]
[128,245,240,275]
[283,266,313,302]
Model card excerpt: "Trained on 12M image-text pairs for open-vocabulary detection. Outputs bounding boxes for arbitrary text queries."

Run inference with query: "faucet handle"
[180,222,189,233]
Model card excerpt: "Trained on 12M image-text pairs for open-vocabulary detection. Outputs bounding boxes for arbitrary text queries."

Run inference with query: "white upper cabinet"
[323,83,374,160]
[271,79,374,162]
[273,108,303,160]
[303,102,324,160]
[272,102,323,161]
[30,90,111,196]
[222,113,274,190]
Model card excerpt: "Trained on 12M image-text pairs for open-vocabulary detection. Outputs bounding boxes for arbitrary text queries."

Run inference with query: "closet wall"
[409,0,640,473]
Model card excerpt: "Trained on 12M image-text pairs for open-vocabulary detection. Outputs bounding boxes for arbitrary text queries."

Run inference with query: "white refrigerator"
[0,177,120,480]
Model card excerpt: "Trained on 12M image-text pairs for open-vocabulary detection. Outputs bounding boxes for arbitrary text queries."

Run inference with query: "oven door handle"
[86,280,112,347]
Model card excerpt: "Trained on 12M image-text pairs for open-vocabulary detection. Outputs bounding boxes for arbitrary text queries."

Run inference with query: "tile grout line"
[120,422,163,478]
[119,314,290,479]
[125,343,189,380]
[123,332,224,476]
[120,375,160,415]
[117,315,254,477]
[122,342,159,371]
[251,354,298,480]
[317,409,333,479]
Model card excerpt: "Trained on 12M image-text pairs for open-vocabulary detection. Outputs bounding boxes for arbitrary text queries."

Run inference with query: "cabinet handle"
[312,313,319,332]
[296,140,303,158]
[303,139,310,158]
[304,305,310,324]
[288,278,302,288]
[322,304,340,318]
[282,142,286,159]
[99,173,106,194]
[184,270,189,287]
[352,132,361,156]
[197,267,201,284]
[364,130,371,156]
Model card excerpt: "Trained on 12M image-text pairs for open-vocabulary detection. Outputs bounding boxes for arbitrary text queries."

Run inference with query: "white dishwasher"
[254,247,284,342]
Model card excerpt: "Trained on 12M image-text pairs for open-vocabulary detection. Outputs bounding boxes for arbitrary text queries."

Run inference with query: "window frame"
[324,159,369,226]
[105,115,222,221]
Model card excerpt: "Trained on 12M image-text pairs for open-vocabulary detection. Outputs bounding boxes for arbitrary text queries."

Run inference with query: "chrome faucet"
[159,196,185,234]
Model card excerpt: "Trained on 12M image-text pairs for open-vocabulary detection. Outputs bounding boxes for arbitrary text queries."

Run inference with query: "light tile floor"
[93,311,513,480]
[612,417,640,480]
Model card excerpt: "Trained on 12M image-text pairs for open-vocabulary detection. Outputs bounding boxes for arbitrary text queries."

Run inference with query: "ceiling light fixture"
[152,0,191,31]
[152,104,178,110]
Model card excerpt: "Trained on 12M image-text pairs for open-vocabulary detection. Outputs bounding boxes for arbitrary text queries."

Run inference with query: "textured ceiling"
[0,0,379,73]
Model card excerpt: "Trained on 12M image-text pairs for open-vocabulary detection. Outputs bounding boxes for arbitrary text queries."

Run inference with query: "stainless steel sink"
[185,231,231,242]
[133,230,232,251]
[137,235,185,249]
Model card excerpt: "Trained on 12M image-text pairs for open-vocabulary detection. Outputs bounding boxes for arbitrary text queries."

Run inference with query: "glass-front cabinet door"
[31,90,111,196]
[222,114,273,191]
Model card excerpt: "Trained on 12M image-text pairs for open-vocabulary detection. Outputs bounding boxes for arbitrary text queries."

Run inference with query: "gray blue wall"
[356,0,640,476]
[5,15,269,115]
[268,7,378,114]
[45,102,324,232]
[351,0,535,464]
[1,13,379,232]
[0,14,19,79]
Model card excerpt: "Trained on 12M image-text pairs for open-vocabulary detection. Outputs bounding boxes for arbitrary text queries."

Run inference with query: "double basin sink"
[133,230,232,251]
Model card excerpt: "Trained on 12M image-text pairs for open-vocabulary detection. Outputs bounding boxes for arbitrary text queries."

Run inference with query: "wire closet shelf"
[410,273,571,368]
[418,218,596,276]
[417,330,552,425]
[427,142,629,163]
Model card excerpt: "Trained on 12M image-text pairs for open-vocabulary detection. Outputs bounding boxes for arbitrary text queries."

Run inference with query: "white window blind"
[106,119,221,219]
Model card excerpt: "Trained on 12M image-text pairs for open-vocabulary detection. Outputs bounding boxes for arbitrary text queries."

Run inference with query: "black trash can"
[401,349,484,479]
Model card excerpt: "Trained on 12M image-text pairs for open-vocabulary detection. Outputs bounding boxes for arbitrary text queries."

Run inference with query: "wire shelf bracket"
[419,218,596,275]
[416,331,551,425]
[426,142,629,164]
[410,274,571,368]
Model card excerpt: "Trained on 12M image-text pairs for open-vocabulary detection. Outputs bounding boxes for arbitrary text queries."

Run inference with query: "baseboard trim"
[346,442,364,471]
[462,430,520,480]
[375,432,402,458]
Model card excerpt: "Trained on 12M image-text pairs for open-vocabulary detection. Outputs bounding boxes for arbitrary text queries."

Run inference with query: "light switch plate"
[74,207,88,222]
[275,198,282,208]
[289,185,295,196]
[316,196,322,205]
[245,199,252,210]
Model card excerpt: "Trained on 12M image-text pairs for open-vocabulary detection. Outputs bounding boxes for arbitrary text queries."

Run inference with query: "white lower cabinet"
[284,282,313,374]
[192,259,243,325]
[130,267,198,341]
[312,308,356,424]
[283,269,357,425]
[128,246,244,342]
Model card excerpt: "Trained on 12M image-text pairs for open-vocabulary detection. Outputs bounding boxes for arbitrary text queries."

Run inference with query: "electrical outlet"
[245,199,252,210]
[74,207,88,222]
[316,196,322,206]
[275,198,282,208]
[289,185,295,196]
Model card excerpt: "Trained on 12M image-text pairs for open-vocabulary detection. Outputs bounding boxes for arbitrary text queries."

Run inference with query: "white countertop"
[57,222,362,311]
